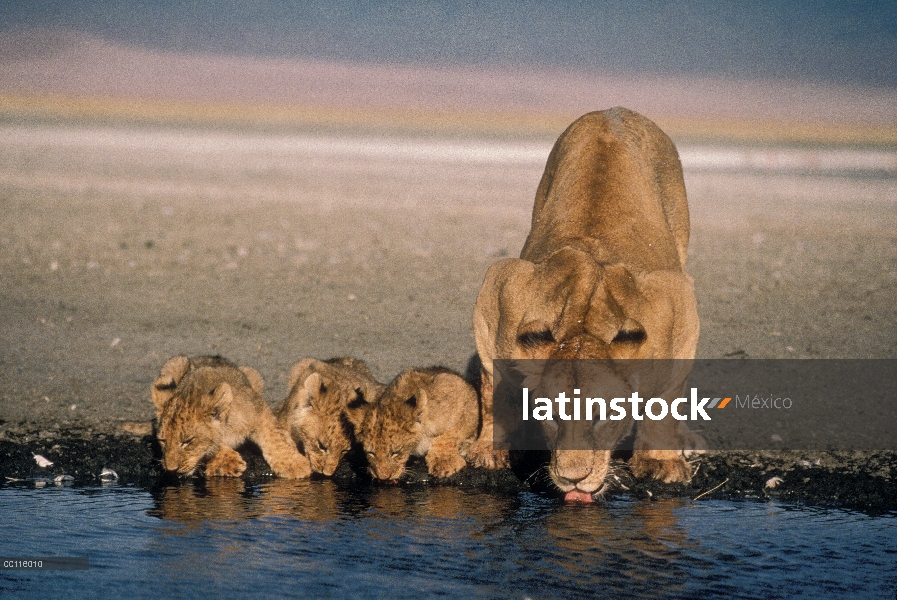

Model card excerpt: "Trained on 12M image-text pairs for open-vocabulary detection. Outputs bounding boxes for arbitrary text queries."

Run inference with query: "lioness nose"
[554,450,593,483]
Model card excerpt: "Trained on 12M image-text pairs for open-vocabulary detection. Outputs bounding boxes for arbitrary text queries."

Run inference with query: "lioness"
[470,108,700,501]
[347,367,479,481]
[152,355,311,478]
[276,357,384,476]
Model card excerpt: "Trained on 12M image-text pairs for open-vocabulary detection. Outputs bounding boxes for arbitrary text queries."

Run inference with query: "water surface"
[1,480,895,599]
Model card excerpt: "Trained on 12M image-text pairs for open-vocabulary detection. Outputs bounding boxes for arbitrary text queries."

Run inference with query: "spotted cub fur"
[151,355,310,478]
[276,357,383,476]
[348,367,479,481]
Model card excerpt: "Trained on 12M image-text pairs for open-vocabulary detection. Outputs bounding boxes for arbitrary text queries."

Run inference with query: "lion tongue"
[563,489,594,503]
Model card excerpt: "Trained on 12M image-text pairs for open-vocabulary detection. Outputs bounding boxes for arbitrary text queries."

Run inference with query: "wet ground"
[2,425,896,514]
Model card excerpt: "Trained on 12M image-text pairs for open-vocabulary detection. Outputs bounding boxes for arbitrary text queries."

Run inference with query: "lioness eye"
[612,329,646,344]
[518,329,555,347]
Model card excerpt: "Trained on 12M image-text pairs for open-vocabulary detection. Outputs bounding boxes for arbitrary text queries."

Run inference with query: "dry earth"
[0,117,895,509]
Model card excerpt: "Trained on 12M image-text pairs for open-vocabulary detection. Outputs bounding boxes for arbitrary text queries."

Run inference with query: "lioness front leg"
[425,431,468,478]
[252,415,312,479]
[629,449,691,483]
[205,446,247,477]
[466,372,510,469]
[630,415,693,483]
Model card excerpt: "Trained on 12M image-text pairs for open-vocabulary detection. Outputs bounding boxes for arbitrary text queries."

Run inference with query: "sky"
[1,0,895,89]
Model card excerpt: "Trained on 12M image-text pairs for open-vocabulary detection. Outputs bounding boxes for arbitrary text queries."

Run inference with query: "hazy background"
[1,1,895,141]
[2,0,895,87]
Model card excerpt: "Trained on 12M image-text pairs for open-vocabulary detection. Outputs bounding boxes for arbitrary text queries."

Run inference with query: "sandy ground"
[0,118,895,431]
[0,115,897,428]
[0,117,895,508]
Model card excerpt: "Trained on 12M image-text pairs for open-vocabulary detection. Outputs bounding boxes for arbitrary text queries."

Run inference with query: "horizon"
[2,0,895,90]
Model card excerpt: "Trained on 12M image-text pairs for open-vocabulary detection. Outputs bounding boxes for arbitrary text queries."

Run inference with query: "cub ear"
[296,372,323,409]
[151,355,191,414]
[239,366,265,395]
[344,387,373,431]
[160,355,191,382]
[404,389,426,421]
[288,358,319,390]
[151,375,177,415]
[211,383,234,421]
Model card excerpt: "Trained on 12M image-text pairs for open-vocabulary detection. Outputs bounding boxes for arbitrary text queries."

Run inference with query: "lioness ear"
[211,383,234,421]
[239,366,265,395]
[631,270,700,360]
[473,258,535,374]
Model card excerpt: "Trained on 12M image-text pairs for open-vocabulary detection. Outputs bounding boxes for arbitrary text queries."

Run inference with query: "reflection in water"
[149,478,341,525]
[1,482,894,599]
[538,500,693,596]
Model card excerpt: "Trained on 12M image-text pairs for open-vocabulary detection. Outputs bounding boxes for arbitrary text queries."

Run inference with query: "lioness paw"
[467,439,510,470]
[629,454,691,484]
[205,448,247,477]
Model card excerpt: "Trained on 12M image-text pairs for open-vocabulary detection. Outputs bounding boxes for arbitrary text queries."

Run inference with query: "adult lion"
[469,108,700,501]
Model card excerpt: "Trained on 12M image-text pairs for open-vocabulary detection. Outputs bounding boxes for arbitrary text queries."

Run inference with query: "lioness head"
[348,369,429,482]
[152,356,263,476]
[474,248,699,495]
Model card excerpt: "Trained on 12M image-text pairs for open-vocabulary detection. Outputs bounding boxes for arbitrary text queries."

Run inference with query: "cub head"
[281,358,381,477]
[153,366,240,476]
[349,369,427,482]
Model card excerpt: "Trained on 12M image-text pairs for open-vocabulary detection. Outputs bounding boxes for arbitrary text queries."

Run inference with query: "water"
[1,480,895,599]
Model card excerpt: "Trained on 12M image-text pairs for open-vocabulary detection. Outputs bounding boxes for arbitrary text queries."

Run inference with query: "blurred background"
[2,0,895,142]
[0,1,894,424]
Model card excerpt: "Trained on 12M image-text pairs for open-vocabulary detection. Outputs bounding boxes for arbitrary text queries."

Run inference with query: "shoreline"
[2,424,895,514]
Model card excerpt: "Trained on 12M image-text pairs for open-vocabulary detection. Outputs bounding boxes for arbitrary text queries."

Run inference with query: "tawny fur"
[152,355,310,479]
[470,108,701,493]
[348,367,479,481]
[276,357,384,476]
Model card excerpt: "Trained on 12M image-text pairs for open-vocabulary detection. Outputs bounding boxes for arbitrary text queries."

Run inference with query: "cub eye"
[612,329,646,344]
[317,441,327,452]
[389,451,401,459]
[517,329,555,347]
[180,437,194,448]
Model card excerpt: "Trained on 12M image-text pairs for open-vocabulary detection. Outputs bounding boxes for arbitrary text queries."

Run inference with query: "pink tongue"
[563,489,594,503]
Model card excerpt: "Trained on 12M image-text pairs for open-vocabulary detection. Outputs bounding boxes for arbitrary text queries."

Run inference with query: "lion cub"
[276,357,384,476]
[348,367,479,481]
[151,355,311,479]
